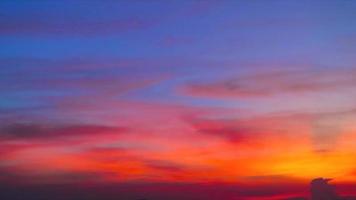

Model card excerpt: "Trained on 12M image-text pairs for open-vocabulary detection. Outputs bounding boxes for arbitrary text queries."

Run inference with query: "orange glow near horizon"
[2,1,356,199]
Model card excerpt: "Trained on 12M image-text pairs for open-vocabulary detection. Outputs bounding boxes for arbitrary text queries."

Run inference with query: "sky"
[1,1,356,199]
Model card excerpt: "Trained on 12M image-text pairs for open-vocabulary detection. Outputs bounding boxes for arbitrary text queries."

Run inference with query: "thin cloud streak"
[183,68,356,98]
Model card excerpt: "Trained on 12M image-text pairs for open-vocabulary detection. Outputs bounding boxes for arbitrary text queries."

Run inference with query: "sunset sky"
[1,1,356,199]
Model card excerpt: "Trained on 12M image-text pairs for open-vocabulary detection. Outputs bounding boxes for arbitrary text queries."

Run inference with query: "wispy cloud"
[0,123,126,141]
[182,68,356,98]
[0,17,151,36]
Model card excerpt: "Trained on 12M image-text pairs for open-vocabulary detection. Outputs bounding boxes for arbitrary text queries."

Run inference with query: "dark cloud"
[0,164,111,185]
[160,36,195,47]
[188,115,287,144]
[0,71,161,95]
[0,175,355,200]
[183,68,356,98]
[0,123,127,141]
[144,159,186,173]
[0,16,151,36]
[225,17,315,29]
[192,119,252,143]
[311,178,339,200]
[0,181,307,200]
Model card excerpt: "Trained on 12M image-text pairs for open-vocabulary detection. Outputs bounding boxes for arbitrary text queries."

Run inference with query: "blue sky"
[1,1,356,199]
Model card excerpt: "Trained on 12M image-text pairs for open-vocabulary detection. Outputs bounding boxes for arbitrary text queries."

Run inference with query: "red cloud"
[188,112,312,145]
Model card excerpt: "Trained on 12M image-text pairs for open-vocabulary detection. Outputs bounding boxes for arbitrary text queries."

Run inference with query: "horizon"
[1,1,356,199]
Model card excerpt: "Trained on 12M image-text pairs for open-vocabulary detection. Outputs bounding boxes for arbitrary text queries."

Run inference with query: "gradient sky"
[1,1,356,199]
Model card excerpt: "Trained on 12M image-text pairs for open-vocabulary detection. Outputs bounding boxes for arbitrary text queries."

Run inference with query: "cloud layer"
[1,0,356,199]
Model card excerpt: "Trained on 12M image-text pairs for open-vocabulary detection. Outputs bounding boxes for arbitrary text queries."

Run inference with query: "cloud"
[0,181,308,200]
[0,17,151,36]
[0,123,127,142]
[160,36,195,47]
[144,159,186,173]
[80,146,137,164]
[188,113,310,145]
[0,56,233,75]
[307,107,356,152]
[225,17,315,30]
[0,164,111,185]
[311,178,339,200]
[0,69,162,95]
[188,107,356,152]
[182,68,356,99]
[191,118,253,143]
[0,57,169,118]
[0,143,41,158]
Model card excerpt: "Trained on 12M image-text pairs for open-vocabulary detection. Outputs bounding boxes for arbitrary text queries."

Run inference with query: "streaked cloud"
[182,68,356,98]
